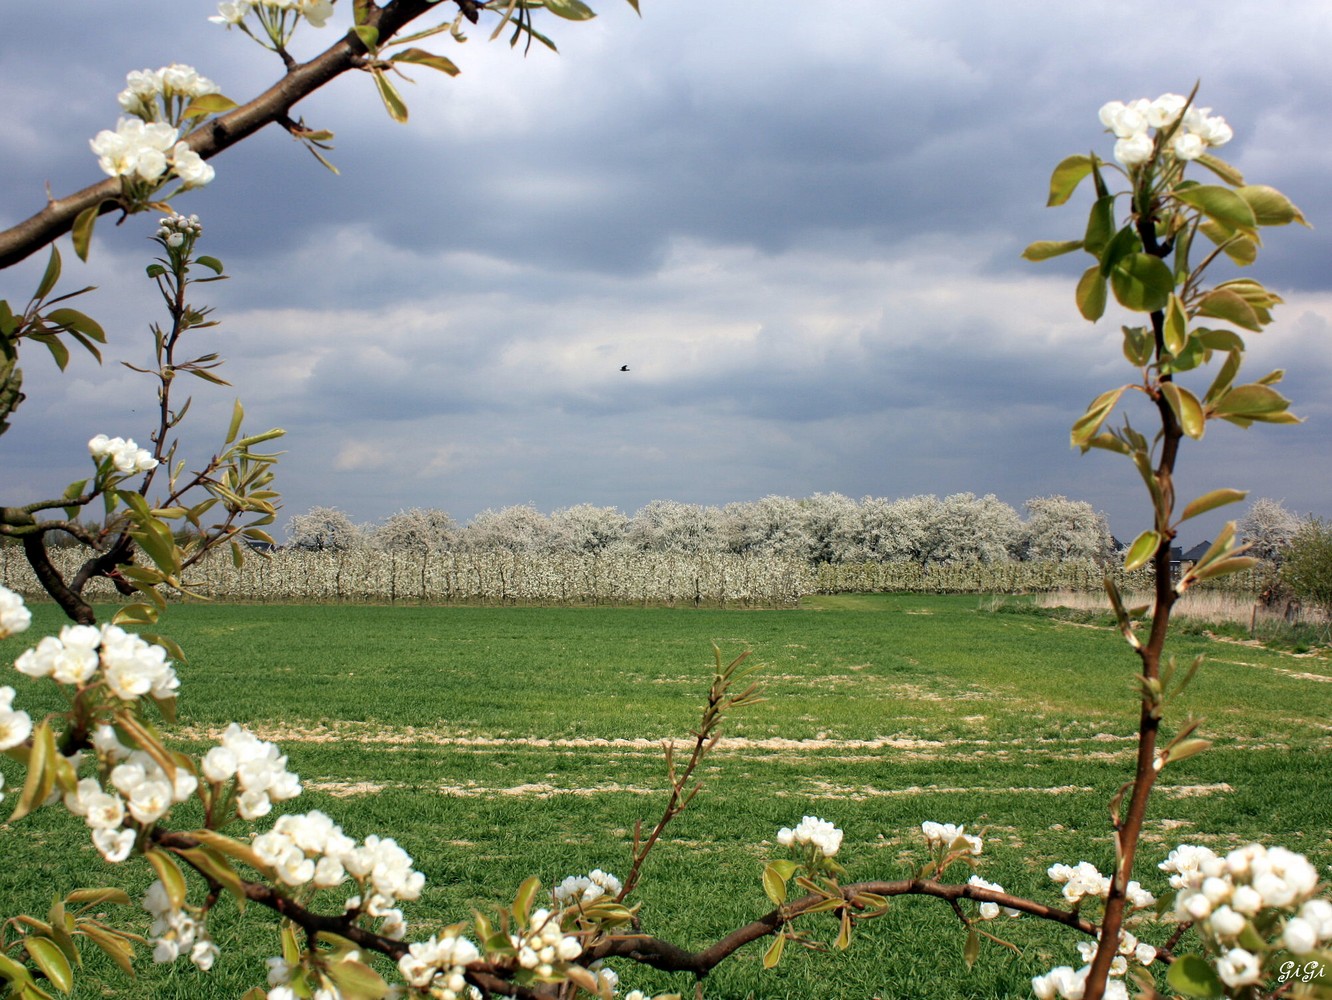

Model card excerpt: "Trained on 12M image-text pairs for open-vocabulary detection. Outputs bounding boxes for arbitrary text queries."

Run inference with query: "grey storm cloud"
[2,0,1331,545]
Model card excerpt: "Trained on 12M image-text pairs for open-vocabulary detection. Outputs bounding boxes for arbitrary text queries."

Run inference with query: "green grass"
[1,595,1330,999]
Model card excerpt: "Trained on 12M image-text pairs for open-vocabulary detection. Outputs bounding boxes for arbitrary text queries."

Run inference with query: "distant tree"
[374,507,459,554]
[859,495,942,562]
[461,504,552,553]
[1280,517,1332,620]
[1238,497,1301,564]
[720,495,809,557]
[287,506,364,551]
[797,492,863,563]
[925,493,1021,564]
[546,504,629,554]
[626,500,723,554]
[1017,495,1113,563]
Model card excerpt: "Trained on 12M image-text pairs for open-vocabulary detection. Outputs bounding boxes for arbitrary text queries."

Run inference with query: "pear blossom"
[89,434,158,474]
[90,118,179,181]
[777,815,844,857]
[0,586,31,638]
[921,820,982,856]
[554,868,623,904]
[1216,947,1262,988]
[397,934,480,996]
[0,686,33,750]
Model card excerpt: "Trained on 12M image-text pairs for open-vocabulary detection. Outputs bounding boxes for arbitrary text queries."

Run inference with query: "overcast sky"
[3,1,1330,545]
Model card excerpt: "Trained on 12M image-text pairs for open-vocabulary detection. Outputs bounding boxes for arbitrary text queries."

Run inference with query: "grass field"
[2,595,1330,999]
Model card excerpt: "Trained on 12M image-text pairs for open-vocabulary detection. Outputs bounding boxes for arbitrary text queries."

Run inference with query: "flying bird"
[619,365,630,372]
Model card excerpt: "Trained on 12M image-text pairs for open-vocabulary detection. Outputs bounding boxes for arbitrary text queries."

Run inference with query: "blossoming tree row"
[0,3,1326,997]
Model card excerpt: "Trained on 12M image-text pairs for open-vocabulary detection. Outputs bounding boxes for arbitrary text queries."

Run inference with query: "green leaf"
[762,864,788,905]
[195,256,225,275]
[326,958,388,1000]
[1163,295,1187,356]
[176,847,248,909]
[962,928,980,969]
[1195,289,1263,332]
[79,923,136,977]
[72,205,100,262]
[182,93,238,118]
[1097,225,1140,278]
[33,333,71,371]
[512,875,541,923]
[1192,556,1260,581]
[371,69,408,123]
[1021,239,1082,261]
[1046,155,1094,207]
[1212,383,1292,420]
[353,24,379,51]
[1071,385,1126,449]
[1083,195,1117,257]
[65,887,132,907]
[1236,184,1307,227]
[1121,325,1153,367]
[10,720,56,823]
[144,851,188,911]
[1075,265,1107,321]
[543,0,596,19]
[762,933,785,969]
[1174,185,1257,234]
[1179,489,1246,523]
[46,309,106,343]
[1195,154,1244,187]
[1167,954,1223,998]
[390,47,461,76]
[24,938,73,994]
[36,246,62,301]
[1110,253,1174,312]
[1123,530,1162,572]
[1160,383,1205,440]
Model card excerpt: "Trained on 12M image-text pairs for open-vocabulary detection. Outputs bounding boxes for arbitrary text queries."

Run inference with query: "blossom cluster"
[966,874,1020,920]
[554,868,623,905]
[1162,843,1328,988]
[1047,861,1154,909]
[16,623,178,702]
[201,723,302,820]
[90,119,214,189]
[1032,930,1159,1000]
[395,934,481,997]
[511,908,584,979]
[210,0,335,30]
[143,879,218,970]
[921,820,983,857]
[1098,93,1233,167]
[88,433,159,475]
[0,585,32,639]
[156,213,203,251]
[777,815,844,857]
[118,63,219,123]
[249,807,424,944]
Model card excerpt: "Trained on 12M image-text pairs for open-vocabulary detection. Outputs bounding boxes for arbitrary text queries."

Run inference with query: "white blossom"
[0,686,33,750]
[0,586,31,638]
[778,815,844,857]
[1215,947,1262,988]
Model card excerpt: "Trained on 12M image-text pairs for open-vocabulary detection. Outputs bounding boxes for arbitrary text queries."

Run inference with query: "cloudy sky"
[3,1,1330,545]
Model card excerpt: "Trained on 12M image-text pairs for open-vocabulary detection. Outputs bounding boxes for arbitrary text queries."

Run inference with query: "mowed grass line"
[1,595,1329,999]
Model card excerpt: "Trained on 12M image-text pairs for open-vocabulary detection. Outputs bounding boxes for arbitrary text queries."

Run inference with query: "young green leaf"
[1021,240,1083,261]
[1075,265,1107,322]
[1045,155,1094,206]
[1166,954,1223,998]
[1109,253,1174,312]
[1123,530,1162,572]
